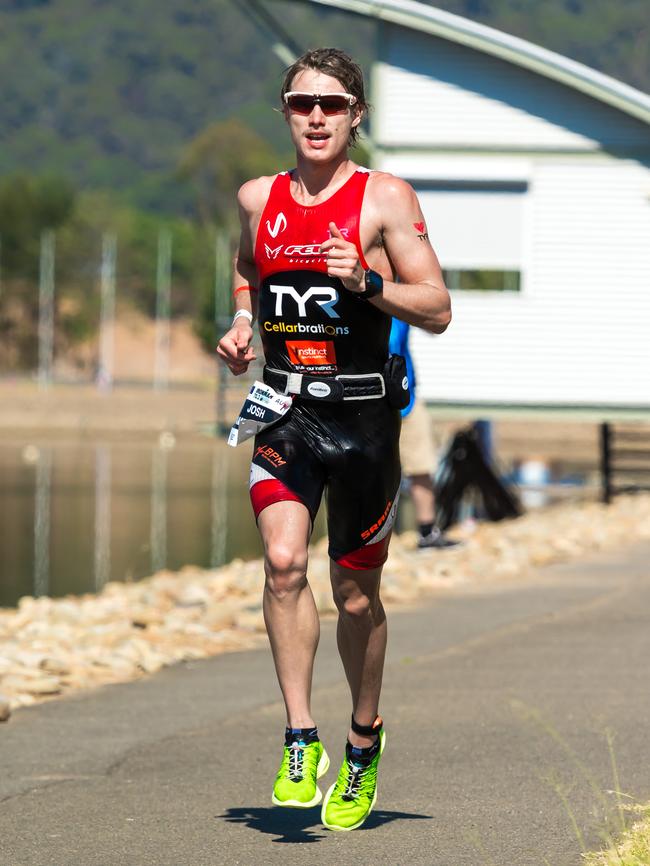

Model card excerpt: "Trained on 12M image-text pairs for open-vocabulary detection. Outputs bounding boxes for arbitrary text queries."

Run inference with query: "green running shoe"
[321,727,387,831]
[272,734,330,808]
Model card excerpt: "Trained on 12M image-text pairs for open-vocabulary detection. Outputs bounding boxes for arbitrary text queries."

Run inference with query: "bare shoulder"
[365,171,420,227]
[367,171,417,206]
[237,174,278,214]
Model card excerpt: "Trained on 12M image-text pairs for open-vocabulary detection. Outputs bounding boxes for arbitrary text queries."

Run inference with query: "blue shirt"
[388,318,416,417]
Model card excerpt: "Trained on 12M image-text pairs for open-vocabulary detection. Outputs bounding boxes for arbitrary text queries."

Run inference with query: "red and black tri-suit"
[250,168,401,569]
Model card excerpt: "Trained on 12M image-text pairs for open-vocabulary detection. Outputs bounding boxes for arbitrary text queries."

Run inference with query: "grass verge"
[583,804,650,865]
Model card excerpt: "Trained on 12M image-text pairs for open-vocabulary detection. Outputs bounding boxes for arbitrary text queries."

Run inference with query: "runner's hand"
[320,222,365,293]
[216,322,256,376]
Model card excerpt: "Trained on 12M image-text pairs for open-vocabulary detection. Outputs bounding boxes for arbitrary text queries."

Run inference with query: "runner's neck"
[290,156,359,207]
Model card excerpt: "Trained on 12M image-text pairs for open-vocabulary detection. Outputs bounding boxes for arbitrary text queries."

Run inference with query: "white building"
[306,0,650,416]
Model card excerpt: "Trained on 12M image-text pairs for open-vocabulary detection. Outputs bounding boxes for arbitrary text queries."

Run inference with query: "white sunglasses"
[283,91,358,115]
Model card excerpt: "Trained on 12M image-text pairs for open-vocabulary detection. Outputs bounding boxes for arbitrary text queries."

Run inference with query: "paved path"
[2,543,649,866]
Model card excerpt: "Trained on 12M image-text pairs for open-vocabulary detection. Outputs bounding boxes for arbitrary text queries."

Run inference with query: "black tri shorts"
[249,398,402,569]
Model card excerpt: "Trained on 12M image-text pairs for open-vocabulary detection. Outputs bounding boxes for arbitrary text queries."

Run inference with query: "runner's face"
[284,69,361,162]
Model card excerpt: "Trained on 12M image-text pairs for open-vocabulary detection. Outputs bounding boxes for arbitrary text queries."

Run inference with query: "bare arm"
[216,178,269,375]
[321,175,451,334]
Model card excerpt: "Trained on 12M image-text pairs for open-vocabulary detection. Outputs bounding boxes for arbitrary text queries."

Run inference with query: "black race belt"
[263,366,386,403]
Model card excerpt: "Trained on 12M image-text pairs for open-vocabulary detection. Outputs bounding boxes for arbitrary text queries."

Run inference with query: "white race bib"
[227,381,293,446]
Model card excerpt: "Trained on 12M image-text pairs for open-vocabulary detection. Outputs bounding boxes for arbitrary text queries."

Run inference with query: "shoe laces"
[342,759,365,800]
[288,741,304,781]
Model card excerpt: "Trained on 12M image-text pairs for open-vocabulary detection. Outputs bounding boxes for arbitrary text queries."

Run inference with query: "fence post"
[214,230,232,435]
[97,233,117,391]
[154,228,172,391]
[38,230,55,388]
[600,421,612,504]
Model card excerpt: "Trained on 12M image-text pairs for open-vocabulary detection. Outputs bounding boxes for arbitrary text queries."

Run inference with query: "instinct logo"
[265,243,283,260]
[307,381,332,398]
[361,499,393,540]
[286,341,337,367]
[254,445,286,468]
[402,376,408,390]
[266,212,287,238]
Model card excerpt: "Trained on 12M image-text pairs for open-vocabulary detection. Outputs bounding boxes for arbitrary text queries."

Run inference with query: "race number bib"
[228,381,293,447]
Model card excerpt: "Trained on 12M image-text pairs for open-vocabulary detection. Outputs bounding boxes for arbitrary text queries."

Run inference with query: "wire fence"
[0,227,236,391]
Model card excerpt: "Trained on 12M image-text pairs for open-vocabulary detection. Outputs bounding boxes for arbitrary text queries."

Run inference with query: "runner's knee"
[333,584,381,620]
[264,543,308,598]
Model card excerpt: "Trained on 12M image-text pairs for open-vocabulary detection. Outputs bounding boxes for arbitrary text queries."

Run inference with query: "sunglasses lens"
[286,95,317,114]
[286,94,351,115]
[318,95,349,115]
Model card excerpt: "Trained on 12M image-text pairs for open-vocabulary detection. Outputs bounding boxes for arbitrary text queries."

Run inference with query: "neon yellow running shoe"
[272,731,330,808]
[321,723,386,831]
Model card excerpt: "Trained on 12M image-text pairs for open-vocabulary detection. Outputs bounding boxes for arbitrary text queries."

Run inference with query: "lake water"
[0,433,327,608]
[0,428,593,609]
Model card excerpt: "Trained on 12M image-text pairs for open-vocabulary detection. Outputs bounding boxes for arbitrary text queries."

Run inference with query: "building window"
[443,268,521,292]
[413,180,527,294]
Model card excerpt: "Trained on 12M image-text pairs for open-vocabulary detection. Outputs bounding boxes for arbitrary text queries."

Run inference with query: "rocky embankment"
[1,494,649,722]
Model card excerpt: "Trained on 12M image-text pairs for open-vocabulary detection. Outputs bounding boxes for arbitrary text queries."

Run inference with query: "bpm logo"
[254,445,286,467]
[266,212,287,238]
[269,284,340,319]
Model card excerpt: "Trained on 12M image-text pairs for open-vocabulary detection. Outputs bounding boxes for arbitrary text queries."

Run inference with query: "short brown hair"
[280,47,367,146]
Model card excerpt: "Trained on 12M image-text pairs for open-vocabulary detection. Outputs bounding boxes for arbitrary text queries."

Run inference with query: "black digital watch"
[355,268,383,300]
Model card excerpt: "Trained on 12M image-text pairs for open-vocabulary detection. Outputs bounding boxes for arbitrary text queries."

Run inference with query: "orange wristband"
[233,285,258,296]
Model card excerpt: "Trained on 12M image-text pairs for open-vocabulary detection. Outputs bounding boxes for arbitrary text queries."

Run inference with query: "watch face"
[364,269,383,296]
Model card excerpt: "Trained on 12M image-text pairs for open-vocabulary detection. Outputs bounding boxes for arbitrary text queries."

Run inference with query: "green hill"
[1,0,648,214]
[0,0,372,213]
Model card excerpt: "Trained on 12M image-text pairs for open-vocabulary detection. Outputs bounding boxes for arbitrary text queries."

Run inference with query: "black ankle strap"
[350,714,383,736]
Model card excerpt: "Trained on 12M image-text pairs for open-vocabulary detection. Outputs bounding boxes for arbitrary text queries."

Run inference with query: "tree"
[178,117,288,228]
[0,174,75,276]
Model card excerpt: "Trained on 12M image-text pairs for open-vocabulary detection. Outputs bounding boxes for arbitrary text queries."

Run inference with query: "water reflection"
[94,444,111,591]
[34,447,52,597]
[150,437,169,573]
[0,434,276,608]
[210,447,228,568]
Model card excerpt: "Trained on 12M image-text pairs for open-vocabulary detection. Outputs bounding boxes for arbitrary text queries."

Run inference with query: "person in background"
[389,317,459,549]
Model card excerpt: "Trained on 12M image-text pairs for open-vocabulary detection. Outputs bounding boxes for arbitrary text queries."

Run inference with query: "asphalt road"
[2,543,649,866]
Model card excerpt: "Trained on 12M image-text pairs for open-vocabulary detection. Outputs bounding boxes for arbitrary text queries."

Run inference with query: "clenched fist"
[216,321,257,376]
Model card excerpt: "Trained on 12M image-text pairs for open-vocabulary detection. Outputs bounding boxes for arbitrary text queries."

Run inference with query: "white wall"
[390,157,650,408]
[374,23,650,409]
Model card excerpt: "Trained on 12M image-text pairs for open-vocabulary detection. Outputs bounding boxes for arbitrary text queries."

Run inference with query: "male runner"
[217,48,451,831]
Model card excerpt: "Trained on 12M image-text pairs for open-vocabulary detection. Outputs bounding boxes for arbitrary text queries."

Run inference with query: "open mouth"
[306,133,330,142]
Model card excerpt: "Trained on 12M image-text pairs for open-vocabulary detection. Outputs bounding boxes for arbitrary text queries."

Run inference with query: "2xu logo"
[269,284,340,319]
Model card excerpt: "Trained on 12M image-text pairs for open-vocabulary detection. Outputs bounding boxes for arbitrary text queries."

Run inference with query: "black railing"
[600,422,650,503]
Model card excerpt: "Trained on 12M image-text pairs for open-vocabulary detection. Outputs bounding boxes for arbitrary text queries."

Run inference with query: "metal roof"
[296,0,650,125]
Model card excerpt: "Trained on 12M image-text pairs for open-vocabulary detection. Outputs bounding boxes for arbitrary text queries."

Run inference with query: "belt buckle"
[286,372,302,395]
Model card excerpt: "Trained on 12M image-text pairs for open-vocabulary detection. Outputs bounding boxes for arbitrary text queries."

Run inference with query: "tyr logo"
[413,221,429,242]
[265,244,283,259]
[270,284,340,318]
[266,212,287,238]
